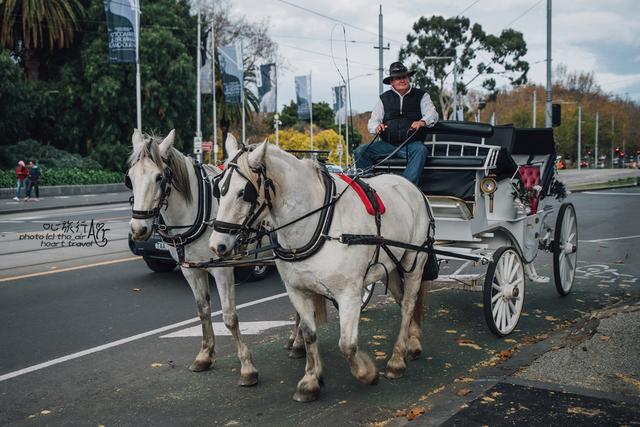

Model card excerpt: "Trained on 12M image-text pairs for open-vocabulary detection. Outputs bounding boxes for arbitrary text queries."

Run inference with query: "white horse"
[209,138,434,402]
[127,129,259,386]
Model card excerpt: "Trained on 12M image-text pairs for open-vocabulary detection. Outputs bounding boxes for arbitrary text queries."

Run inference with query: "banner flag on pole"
[295,75,311,120]
[103,0,139,63]
[257,63,277,113]
[200,24,214,94]
[332,85,347,125]
[218,43,243,104]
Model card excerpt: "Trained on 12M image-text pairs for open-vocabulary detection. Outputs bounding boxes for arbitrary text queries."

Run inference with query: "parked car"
[128,231,271,281]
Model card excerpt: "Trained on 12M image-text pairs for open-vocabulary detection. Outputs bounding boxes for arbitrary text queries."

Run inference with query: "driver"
[354,61,438,185]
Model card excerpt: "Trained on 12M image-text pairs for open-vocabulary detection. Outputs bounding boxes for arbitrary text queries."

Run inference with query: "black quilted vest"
[380,88,427,145]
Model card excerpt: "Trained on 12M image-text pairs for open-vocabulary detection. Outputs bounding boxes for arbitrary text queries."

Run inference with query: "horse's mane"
[128,134,193,204]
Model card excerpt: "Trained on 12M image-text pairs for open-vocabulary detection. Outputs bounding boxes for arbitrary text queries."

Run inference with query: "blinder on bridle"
[212,169,259,204]
[210,149,274,238]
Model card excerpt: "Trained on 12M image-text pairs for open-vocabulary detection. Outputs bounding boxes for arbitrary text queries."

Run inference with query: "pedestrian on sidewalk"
[13,160,28,201]
[25,160,41,201]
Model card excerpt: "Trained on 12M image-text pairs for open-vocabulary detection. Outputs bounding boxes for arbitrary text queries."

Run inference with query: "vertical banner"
[257,63,277,113]
[332,85,347,125]
[295,75,311,120]
[200,24,213,94]
[218,43,243,104]
[103,0,139,63]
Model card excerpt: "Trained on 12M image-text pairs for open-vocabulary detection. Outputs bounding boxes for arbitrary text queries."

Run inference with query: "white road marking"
[0,292,289,382]
[581,191,640,196]
[579,234,640,243]
[161,320,295,338]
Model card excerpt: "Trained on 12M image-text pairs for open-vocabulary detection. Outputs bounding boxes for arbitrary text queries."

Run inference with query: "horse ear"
[248,140,268,168]
[158,129,175,156]
[132,128,144,149]
[225,133,241,157]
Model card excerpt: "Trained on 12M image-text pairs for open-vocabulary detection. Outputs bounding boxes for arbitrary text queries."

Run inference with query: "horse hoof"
[384,364,406,379]
[189,359,212,372]
[284,337,294,350]
[289,346,306,359]
[238,372,259,387]
[293,388,319,402]
[407,348,422,360]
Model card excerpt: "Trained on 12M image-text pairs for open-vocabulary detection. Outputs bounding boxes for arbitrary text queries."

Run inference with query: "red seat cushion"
[518,165,541,213]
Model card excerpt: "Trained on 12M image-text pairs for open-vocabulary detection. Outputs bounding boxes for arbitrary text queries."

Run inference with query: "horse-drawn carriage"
[372,121,577,336]
[126,121,577,401]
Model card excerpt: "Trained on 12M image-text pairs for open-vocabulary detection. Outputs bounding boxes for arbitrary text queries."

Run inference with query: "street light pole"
[545,0,553,128]
[577,106,582,169]
[595,111,599,169]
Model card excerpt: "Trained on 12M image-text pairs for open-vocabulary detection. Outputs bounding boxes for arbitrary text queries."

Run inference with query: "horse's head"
[209,135,272,257]
[127,129,176,241]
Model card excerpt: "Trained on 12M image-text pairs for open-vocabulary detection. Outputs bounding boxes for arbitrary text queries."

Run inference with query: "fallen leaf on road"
[339,400,347,405]
[224,421,240,426]
[599,335,610,342]
[456,388,472,396]
[567,406,603,417]
[454,377,474,383]
[368,341,381,346]
[544,315,559,321]
[151,363,162,368]
[372,335,387,339]
[481,396,495,403]
[445,329,457,334]
[497,349,513,360]
[132,288,141,292]
[457,339,482,350]
[444,362,453,369]
[616,374,640,390]
[360,317,372,322]
[504,338,517,344]
[40,410,52,415]
[374,350,386,360]
[405,406,427,421]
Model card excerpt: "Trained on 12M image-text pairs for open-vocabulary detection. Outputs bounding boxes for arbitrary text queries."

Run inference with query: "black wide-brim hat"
[382,61,416,84]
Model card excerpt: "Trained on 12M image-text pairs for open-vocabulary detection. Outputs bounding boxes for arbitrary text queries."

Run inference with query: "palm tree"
[0,0,85,79]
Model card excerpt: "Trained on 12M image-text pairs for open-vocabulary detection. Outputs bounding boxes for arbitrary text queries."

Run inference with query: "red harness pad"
[518,165,541,213]
[336,174,386,216]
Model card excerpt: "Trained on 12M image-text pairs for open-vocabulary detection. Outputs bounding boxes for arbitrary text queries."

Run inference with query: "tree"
[0,0,85,79]
[199,0,279,153]
[399,16,528,119]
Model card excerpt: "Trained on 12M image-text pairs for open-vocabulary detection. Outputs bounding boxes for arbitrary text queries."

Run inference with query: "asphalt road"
[0,188,639,425]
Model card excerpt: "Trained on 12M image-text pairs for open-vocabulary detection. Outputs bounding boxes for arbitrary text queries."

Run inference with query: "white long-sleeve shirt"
[367,86,439,134]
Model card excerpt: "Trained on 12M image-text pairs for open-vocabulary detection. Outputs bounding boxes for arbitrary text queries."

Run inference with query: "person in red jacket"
[14,160,28,201]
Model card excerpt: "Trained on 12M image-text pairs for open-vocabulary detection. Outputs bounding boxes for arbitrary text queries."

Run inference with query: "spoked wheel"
[553,202,578,296]
[483,247,525,337]
[331,283,376,311]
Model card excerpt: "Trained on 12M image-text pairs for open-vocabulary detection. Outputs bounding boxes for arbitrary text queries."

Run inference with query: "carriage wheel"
[331,283,376,312]
[483,247,525,337]
[553,203,578,296]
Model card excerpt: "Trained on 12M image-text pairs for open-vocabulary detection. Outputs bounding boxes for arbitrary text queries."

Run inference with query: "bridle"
[210,147,276,243]
[125,166,173,220]
[211,147,341,262]
[126,159,216,263]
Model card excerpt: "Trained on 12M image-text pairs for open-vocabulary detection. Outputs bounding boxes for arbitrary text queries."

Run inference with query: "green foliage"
[0,50,33,143]
[90,143,132,172]
[0,167,121,188]
[0,139,102,169]
[399,15,528,118]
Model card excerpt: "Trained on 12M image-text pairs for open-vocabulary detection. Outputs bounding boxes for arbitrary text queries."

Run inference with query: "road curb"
[0,198,130,215]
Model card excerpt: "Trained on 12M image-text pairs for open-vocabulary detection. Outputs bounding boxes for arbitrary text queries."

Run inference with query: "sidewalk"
[0,191,131,215]
[407,298,640,426]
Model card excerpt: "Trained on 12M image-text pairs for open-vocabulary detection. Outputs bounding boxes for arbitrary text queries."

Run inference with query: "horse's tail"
[313,294,327,325]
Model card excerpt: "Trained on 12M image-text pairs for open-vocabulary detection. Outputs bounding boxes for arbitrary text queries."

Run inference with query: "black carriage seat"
[372,122,518,204]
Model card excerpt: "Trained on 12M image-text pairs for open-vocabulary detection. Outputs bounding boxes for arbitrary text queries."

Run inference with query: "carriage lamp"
[480,176,498,212]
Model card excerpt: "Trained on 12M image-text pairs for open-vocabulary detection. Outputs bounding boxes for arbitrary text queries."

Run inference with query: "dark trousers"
[27,181,39,198]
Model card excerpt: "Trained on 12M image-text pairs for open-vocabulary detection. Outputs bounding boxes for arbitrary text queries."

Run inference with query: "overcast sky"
[222,0,640,113]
